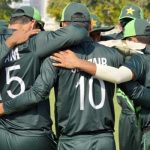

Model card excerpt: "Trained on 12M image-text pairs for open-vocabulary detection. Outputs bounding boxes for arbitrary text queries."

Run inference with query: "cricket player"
[0,2,124,150]
[0,15,41,61]
[109,3,144,40]
[90,14,114,42]
[0,5,88,150]
[90,12,142,150]
[50,18,150,150]
[0,28,40,67]
[100,4,144,150]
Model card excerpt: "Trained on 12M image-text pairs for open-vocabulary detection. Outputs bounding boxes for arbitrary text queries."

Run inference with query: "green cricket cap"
[11,6,44,30]
[119,4,144,20]
[123,19,150,39]
[60,2,91,22]
[90,14,114,33]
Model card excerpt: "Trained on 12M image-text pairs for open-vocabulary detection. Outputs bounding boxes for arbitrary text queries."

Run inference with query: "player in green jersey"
[0,5,88,150]
[51,18,150,150]
[0,2,124,150]
[101,4,144,150]
[109,3,144,40]
[90,9,143,149]
[0,3,148,150]
[0,19,40,66]
[90,14,114,42]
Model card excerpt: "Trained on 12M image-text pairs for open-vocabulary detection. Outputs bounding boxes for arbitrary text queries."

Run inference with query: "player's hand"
[13,29,40,44]
[50,50,80,69]
[6,29,40,49]
[0,102,5,116]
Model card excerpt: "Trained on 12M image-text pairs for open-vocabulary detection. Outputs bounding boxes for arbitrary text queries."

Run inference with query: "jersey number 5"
[6,65,25,98]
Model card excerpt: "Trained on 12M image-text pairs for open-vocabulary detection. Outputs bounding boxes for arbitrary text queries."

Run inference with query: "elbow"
[114,78,123,84]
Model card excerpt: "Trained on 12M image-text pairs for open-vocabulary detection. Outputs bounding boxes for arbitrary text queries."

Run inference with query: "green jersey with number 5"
[0,26,87,136]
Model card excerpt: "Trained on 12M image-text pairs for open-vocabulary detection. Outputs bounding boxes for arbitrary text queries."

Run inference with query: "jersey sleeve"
[35,25,88,57]
[119,81,150,109]
[123,54,144,80]
[0,40,10,68]
[3,58,57,114]
[112,47,124,67]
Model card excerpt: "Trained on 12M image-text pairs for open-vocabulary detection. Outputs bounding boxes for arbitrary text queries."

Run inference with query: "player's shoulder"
[144,45,150,54]
[40,56,58,74]
[28,31,50,46]
[96,41,122,55]
[42,56,51,64]
[34,29,64,41]
[35,31,49,38]
[127,53,144,65]
[42,56,55,67]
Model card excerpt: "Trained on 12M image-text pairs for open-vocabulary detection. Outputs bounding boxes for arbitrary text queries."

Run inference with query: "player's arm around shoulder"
[99,40,131,55]
[35,25,88,57]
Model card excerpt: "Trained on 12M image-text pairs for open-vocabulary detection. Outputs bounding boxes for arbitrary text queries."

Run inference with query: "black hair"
[61,21,90,30]
[136,35,150,44]
[9,16,41,30]
[120,18,133,28]
[9,16,32,25]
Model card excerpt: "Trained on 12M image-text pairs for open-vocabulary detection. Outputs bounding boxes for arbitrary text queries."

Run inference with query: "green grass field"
[50,90,121,150]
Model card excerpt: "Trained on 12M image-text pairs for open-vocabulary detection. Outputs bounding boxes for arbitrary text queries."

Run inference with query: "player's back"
[54,38,124,136]
[0,29,51,136]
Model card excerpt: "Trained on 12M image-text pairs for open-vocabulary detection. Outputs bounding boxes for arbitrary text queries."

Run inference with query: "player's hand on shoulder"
[50,50,80,69]
[6,29,40,49]
[13,29,40,44]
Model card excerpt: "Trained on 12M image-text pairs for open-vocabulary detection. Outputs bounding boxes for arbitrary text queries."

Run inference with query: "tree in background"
[0,0,21,21]
[47,0,150,25]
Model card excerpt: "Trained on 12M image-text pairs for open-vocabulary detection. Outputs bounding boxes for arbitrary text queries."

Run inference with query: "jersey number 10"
[76,76,106,110]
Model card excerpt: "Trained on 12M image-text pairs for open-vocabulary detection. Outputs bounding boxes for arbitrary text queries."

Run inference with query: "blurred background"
[1,1,149,149]
[1,0,150,31]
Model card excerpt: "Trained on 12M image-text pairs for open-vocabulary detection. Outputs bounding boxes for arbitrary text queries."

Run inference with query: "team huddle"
[0,2,150,150]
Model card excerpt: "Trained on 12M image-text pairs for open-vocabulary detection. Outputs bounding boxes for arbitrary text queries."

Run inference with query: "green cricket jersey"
[0,25,88,136]
[0,28,12,68]
[116,51,142,150]
[117,88,135,113]
[4,37,124,136]
[123,46,150,129]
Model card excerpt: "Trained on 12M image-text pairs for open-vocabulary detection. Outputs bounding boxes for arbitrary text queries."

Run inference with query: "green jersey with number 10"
[3,38,124,136]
